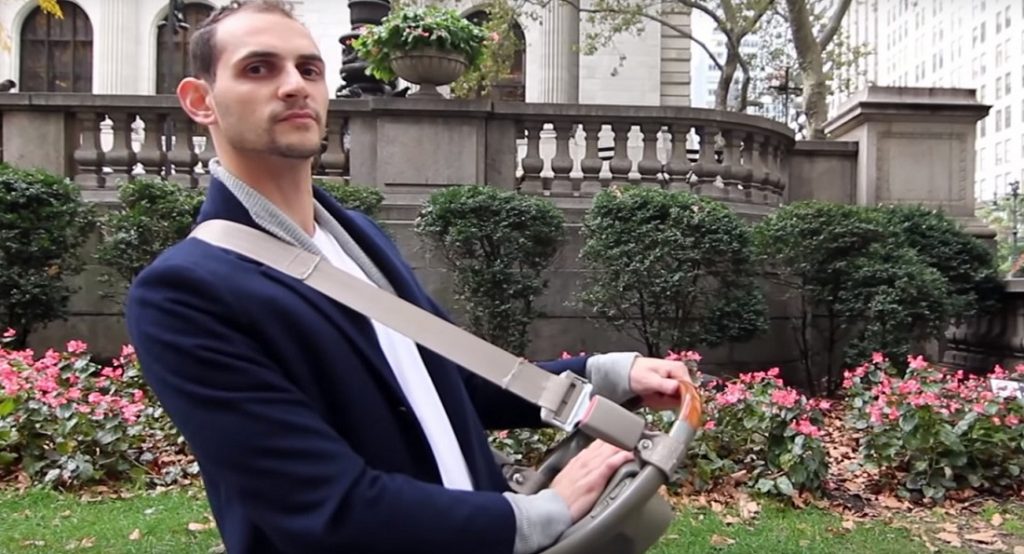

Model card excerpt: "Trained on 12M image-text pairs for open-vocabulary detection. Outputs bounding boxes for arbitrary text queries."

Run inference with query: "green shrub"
[0,164,96,347]
[95,178,205,290]
[314,180,385,219]
[414,185,563,355]
[755,202,1000,396]
[578,186,767,357]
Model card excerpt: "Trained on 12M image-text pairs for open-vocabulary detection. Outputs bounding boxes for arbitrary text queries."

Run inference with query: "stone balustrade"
[498,103,793,205]
[0,94,794,210]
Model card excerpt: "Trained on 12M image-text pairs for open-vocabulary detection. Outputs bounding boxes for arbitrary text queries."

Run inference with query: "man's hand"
[550,440,634,522]
[628,357,693,412]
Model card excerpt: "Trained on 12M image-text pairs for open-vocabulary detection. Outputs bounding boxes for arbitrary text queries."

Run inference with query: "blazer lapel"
[196,179,412,407]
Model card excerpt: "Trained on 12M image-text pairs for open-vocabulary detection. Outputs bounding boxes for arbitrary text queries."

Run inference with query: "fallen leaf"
[128,529,142,541]
[710,534,735,547]
[59,510,72,517]
[187,522,213,532]
[78,537,96,548]
[941,523,959,533]
[842,519,856,531]
[936,532,962,548]
[739,500,760,519]
[964,530,1000,544]
[19,540,45,547]
[722,515,741,525]
[1013,546,1024,554]
[710,501,724,513]
[991,513,1004,527]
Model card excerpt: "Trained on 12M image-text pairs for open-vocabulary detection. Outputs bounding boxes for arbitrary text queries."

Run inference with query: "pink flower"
[132,389,144,403]
[489,31,501,42]
[974,403,987,414]
[771,388,800,409]
[100,367,123,381]
[66,340,87,354]
[682,351,702,362]
[872,352,886,364]
[703,420,716,430]
[66,387,81,400]
[790,418,822,438]
[716,382,749,406]
[1006,415,1020,426]
[87,392,104,405]
[887,407,900,421]
[992,416,1003,425]
[907,355,928,370]
[120,402,144,424]
[2,328,14,338]
[898,379,921,395]
[767,367,780,378]
[993,364,1008,378]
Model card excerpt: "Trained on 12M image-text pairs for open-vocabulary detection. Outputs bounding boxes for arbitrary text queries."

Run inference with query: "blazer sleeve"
[125,259,517,554]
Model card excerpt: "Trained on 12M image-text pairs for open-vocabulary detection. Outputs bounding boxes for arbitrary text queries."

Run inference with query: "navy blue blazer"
[125,178,589,554]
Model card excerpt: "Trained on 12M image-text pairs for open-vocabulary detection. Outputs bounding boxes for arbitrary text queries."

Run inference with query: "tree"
[783,0,853,138]
[563,0,773,111]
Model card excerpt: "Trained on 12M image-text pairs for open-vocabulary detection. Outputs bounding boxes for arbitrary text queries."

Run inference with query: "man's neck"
[216,153,316,236]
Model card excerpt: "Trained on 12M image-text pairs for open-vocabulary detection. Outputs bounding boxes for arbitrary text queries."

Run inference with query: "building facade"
[836,0,1022,201]
[1,0,691,106]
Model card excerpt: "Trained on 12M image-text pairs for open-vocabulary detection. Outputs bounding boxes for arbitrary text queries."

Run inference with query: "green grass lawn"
[2,486,1022,553]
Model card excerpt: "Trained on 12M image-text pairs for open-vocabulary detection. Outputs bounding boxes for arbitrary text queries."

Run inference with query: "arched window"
[156,2,215,94]
[19,1,93,93]
[465,10,526,101]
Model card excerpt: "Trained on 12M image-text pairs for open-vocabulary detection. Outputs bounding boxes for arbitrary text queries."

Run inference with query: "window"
[1007,6,1012,29]
[997,108,1003,132]
[155,2,214,94]
[981,118,987,137]
[19,0,93,92]
[997,144,1004,165]
[998,76,1004,99]
[1007,105,1012,129]
[998,11,1003,33]
[998,44,1004,65]
[1007,72,1012,95]
[982,21,987,43]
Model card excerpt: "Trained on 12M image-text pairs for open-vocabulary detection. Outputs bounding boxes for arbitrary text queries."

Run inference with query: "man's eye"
[246,64,268,75]
[301,65,322,78]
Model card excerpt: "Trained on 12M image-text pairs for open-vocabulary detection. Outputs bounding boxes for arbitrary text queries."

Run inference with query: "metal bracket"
[540,372,594,432]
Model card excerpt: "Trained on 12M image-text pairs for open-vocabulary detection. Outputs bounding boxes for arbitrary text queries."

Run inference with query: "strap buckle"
[540,372,594,432]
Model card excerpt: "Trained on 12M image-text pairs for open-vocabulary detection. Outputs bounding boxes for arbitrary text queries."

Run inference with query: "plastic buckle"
[541,372,594,432]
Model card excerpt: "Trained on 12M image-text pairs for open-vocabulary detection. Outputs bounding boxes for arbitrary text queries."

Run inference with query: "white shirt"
[311,224,475,491]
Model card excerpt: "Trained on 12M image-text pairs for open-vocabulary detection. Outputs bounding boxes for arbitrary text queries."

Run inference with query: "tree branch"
[816,0,853,50]
[559,0,725,70]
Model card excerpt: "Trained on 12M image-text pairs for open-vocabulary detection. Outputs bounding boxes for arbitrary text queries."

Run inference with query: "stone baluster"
[104,111,136,187]
[579,121,603,196]
[719,129,743,200]
[135,111,166,177]
[167,114,197,186]
[607,122,632,185]
[636,122,662,186]
[519,120,544,194]
[689,126,720,195]
[664,122,692,192]
[745,133,767,203]
[549,120,575,196]
[766,139,783,200]
[195,126,215,188]
[73,112,105,188]
[320,115,349,182]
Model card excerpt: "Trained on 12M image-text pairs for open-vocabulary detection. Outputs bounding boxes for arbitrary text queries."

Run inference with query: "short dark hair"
[189,0,298,82]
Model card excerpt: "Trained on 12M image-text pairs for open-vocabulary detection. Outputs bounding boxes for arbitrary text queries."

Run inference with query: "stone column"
[824,86,994,241]
[538,0,579,103]
[95,0,140,94]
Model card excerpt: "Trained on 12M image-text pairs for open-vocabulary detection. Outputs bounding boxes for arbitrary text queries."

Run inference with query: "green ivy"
[414,185,563,355]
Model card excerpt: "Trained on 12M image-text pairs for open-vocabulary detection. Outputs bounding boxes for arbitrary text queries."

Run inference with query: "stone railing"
[496,103,794,206]
[0,94,795,209]
[943,278,1024,372]
[0,94,351,192]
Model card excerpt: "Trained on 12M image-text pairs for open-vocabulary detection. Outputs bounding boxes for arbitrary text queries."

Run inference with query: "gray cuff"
[585,352,640,404]
[503,489,573,554]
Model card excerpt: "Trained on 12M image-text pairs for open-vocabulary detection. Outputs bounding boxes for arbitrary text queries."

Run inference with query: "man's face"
[205,12,328,160]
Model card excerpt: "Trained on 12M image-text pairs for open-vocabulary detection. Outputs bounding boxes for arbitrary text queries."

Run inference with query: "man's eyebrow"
[236,50,325,65]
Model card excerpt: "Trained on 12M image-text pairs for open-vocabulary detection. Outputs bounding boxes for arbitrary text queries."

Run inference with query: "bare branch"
[816,0,853,50]
[559,0,725,70]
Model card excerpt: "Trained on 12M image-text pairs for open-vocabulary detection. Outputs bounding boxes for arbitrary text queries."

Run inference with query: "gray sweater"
[210,159,639,553]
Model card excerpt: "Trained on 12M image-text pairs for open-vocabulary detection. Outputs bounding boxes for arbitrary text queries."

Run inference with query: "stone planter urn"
[390,47,469,98]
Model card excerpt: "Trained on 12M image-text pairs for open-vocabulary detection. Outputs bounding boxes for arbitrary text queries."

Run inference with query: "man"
[125,1,691,553]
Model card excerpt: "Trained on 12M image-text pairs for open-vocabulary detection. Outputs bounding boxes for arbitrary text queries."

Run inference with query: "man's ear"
[177,77,216,126]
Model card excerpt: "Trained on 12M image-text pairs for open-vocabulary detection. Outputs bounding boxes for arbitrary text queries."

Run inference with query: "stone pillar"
[823,87,994,240]
[538,0,579,103]
[95,0,140,94]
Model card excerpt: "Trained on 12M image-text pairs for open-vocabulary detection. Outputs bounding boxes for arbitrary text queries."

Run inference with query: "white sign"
[990,379,1024,400]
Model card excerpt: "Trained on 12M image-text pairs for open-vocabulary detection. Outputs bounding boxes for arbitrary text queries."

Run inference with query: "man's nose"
[278,66,309,99]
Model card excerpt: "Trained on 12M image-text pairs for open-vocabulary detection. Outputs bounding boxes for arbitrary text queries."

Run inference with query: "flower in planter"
[352,6,490,85]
